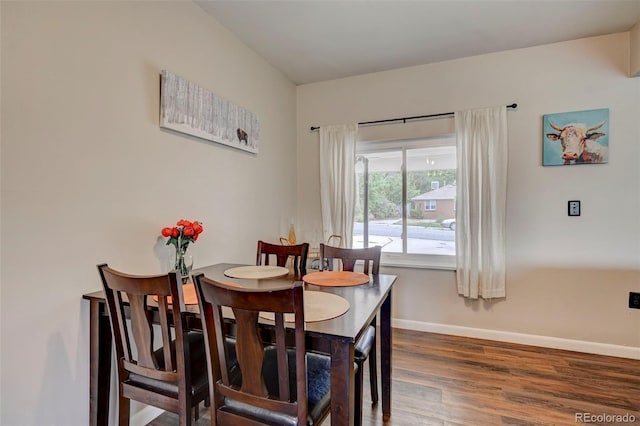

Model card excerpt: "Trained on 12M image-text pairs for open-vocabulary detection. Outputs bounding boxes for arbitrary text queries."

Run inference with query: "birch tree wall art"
[160,70,260,154]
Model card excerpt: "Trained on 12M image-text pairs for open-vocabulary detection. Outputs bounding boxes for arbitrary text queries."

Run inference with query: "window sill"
[380,253,456,271]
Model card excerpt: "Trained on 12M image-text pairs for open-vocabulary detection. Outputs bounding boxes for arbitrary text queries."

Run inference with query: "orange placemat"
[153,282,240,305]
[303,271,370,287]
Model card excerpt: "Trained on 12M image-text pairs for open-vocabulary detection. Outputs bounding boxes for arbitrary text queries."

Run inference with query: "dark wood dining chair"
[194,274,332,426]
[319,244,382,425]
[97,264,208,426]
[256,240,309,279]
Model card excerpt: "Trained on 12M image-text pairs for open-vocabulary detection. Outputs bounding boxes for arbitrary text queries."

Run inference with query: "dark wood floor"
[149,328,640,425]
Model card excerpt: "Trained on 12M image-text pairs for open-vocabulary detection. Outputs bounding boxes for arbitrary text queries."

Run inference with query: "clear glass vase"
[174,245,193,283]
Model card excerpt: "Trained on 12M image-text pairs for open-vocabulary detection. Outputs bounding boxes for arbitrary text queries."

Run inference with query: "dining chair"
[319,244,382,426]
[326,234,342,247]
[308,234,342,270]
[257,240,309,279]
[194,275,332,426]
[97,264,208,426]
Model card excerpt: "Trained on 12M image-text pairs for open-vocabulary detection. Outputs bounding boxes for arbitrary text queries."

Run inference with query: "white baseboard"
[392,319,640,360]
[131,406,165,426]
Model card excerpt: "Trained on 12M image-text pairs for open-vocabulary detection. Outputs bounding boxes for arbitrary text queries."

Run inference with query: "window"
[354,135,456,269]
[424,200,436,211]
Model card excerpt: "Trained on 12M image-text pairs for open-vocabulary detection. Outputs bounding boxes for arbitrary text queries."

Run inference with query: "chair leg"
[179,397,192,426]
[354,362,365,426]
[178,408,192,426]
[369,322,379,406]
[117,396,130,426]
[194,402,199,421]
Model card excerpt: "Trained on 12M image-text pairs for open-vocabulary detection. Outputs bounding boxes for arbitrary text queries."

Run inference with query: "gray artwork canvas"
[160,70,260,153]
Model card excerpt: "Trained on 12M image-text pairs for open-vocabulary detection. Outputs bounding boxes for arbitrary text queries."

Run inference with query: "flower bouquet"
[161,219,204,282]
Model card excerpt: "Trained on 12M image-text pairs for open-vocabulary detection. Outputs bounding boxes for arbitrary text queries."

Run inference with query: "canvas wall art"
[542,108,609,166]
[160,70,260,153]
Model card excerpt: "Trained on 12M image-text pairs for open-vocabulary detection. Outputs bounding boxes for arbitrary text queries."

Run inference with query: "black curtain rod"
[310,103,518,131]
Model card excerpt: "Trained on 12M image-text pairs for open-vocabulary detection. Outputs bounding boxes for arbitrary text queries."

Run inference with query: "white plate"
[223,265,289,279]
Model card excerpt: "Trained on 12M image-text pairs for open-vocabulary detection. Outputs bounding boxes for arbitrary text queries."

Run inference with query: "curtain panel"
[319,124,358,248]
[454,106,508,299]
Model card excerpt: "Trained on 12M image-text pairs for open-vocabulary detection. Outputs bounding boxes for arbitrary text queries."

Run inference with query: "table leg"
[330,339,355,426]
[89,299,112,426]
[380,291,392,420]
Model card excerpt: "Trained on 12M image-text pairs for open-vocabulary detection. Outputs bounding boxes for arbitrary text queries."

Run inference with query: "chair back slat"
[97,265,186,373]
[209,303,227,384]
[113,291,133,361]
[274,313,290,401]
[319,244,382,274]
[195,275,308,420]
[156,298,175,371]
[234,308,269,396]
[292,283,307,421]
[128,293,157,369]
[257,240,309,279]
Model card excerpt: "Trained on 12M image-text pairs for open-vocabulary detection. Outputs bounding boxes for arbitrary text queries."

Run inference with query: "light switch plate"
[568,200,580,216]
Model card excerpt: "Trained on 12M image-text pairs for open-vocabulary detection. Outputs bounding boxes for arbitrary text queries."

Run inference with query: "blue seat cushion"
[354,325,376,363]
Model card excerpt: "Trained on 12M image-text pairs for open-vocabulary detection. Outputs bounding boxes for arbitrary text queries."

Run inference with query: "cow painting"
[542,109,609,166]
[237,128,248,145]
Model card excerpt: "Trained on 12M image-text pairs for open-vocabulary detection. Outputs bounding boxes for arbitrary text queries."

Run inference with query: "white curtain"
[319,124,358,248]
[454,106,508,299]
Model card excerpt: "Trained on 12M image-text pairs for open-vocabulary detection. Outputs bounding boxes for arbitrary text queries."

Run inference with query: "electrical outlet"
[629,292,640,309]
[568,200,580,216]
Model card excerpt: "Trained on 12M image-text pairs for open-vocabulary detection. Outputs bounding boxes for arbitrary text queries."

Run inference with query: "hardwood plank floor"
[148,328,640,425]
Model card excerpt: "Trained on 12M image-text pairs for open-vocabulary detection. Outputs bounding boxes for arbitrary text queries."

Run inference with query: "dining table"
[83,263,397,426]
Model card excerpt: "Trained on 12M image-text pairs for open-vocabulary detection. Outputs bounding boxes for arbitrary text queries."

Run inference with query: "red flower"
[193,222,203,234]
[160,220,204,249]
[177,219,192,227]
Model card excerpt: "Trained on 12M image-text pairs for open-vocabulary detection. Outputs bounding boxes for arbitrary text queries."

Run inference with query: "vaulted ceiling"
[197,0,640,85]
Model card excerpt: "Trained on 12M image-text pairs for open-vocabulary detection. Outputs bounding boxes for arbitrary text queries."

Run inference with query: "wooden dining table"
[83,263,397,426]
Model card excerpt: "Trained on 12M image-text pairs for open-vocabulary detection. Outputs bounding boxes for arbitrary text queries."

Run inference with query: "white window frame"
[356,134,456,270]
[424,200,437,211]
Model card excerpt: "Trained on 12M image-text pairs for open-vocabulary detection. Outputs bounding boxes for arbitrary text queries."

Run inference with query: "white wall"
[297,33,640,350]
[631,21,640,76]
[1,2,296,425]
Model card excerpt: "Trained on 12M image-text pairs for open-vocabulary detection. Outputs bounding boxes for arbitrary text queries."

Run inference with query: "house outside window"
[421,199,437,211]
[354,135,456,269]
[412,185,456,218]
